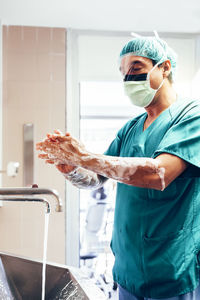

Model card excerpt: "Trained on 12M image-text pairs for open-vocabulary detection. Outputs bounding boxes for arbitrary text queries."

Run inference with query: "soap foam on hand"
[37,130,166,190]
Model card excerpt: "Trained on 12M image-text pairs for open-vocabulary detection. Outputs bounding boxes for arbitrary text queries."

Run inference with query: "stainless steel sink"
[0,252,106,300]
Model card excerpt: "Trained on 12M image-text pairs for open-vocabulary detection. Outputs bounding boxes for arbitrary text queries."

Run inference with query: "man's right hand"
[55,164,76,174]
[38,153,76,174]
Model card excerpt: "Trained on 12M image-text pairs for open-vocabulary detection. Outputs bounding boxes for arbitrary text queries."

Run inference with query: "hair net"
[120,36,177,79]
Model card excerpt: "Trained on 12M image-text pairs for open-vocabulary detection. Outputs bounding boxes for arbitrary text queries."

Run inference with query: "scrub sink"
[0,252,106,300]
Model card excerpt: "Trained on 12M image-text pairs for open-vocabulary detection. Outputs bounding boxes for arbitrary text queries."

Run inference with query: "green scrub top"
[104,97,200,299]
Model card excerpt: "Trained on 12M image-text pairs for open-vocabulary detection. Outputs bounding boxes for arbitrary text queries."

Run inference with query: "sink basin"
[0,252,106,300]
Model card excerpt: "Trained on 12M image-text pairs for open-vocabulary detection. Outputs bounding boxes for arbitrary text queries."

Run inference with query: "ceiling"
[0,0,200,34]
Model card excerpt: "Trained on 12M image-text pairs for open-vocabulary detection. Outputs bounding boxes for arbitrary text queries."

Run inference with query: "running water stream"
[42,212,50,300]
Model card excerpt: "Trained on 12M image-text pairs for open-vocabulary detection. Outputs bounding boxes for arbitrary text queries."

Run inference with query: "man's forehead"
[120,55,152,66]
[119,55,152,73]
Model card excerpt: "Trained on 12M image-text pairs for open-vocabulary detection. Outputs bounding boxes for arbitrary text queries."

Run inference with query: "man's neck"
[142,81,177,131]
[145,82,177,120]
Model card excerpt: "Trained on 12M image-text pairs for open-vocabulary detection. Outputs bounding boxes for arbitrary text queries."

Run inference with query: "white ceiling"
[0,0,200,33]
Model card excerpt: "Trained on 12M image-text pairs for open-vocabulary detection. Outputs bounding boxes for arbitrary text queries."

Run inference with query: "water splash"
[55,279,85,300]
[0,279,15,300]
[0,259,15,300]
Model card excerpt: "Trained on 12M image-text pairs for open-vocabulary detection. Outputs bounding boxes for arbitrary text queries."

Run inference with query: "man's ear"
[162,60,171,78]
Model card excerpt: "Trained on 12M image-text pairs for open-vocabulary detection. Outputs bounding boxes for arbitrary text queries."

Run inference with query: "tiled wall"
[1,26,66,263]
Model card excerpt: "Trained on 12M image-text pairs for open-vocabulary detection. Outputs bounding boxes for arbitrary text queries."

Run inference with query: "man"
[36,36,200,300]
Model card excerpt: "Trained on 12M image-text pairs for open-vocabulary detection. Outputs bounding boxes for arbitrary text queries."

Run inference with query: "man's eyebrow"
[119,60,144,72]
[130,60,144,65]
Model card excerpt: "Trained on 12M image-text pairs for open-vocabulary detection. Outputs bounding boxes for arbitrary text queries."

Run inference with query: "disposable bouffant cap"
[120,35,177,79]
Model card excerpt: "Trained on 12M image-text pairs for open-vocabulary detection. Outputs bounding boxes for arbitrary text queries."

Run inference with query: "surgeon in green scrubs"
[37,36,200,300]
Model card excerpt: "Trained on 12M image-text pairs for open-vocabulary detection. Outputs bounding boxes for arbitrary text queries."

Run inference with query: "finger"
[53,135,68,142]
[45,134,68,143]
[38,153,49,159]
[47,133,65,143]
[54,129,63,135]
[38,139,58,148]
[45,160,55,164]
[46,133,58,142]
[36,144,44,150]
[36,141,44,147]
[36,144,49,151]
[36,140,49,147]
[46,133,55,138]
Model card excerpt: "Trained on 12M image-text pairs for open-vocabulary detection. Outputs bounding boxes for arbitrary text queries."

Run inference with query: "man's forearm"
[69,152,165,190]
[36,133,165,190]
[64,167,108,190]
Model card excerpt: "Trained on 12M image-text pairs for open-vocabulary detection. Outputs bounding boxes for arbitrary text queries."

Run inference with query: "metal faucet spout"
[0,187,62,212]
[0,197,51,214]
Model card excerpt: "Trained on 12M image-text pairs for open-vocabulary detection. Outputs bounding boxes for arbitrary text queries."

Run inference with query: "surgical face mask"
[123,61,164,108]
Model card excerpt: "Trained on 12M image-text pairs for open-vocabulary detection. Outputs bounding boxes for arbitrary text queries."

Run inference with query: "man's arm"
[65,151,187,191]
[37,132,188,191]
[59,165,108,190]
[121,153,188,190]
[38,154,108,190]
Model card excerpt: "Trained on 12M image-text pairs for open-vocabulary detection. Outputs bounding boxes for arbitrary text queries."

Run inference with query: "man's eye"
[128,67,141,74]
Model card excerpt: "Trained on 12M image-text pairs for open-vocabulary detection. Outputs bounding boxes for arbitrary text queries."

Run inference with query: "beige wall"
[1,26,66,264]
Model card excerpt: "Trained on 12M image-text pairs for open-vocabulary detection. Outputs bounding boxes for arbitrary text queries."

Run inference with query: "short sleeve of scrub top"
[153,98,200,176]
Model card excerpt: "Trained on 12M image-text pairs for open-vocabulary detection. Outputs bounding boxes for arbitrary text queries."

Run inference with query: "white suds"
[158,167,166,191]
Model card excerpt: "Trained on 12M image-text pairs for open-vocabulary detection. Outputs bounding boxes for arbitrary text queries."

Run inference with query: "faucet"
[0,187,63,213]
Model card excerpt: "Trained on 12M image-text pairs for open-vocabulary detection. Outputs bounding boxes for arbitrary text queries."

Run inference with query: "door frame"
[0,21,2,187]
[65,29,80,267]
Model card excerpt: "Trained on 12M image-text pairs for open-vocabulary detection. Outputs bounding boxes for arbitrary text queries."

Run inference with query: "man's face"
[120,55,164,90]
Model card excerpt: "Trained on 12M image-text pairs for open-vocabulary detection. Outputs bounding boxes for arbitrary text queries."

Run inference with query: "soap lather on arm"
[36,130,187,191]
